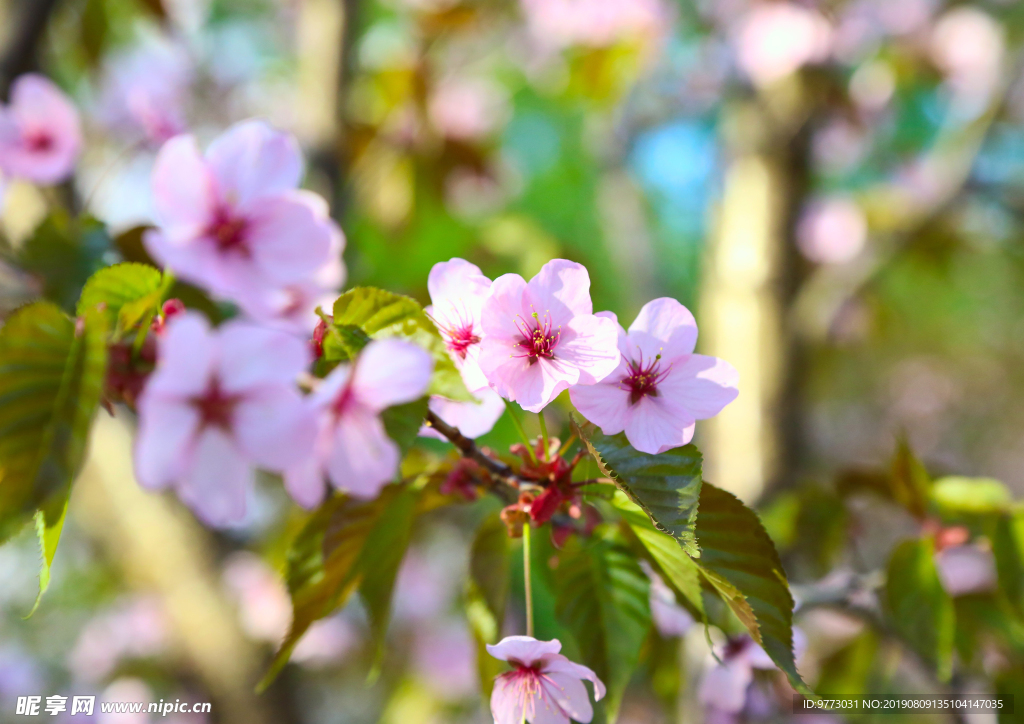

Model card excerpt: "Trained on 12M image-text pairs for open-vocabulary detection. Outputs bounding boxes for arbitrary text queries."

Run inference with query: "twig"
[424,410,520,503]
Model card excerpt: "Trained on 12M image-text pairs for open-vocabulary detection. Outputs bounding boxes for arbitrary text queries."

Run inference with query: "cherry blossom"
[0,74,82,185]
[700,632,806,714]
[144,119,343,306]
[570,298,738,454]
[427,258,492,391]
[935,543,997,597]
[284,339,433,507]
[134,312,314,526]
[425,388,505,440]
[487,636,606,724]
[232,250,346,333]
[478,259,620,412]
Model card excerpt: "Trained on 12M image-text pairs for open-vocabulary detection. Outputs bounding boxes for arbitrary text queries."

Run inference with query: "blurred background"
[0,0,1023,721]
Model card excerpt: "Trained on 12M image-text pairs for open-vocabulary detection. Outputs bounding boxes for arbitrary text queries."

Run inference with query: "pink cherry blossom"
[935,543,997,597]
[144,120,343,306]
[570,298,738,454]
[647,568,694,637]
[284,339,433,507]
[134,312,314,526]
[427,257,492,392]
[478,259,620,413]
[232,249,346,333]
[699,632,806,714]
[487,636,606,724]
[424,387,506,440]
[0,74,81,185]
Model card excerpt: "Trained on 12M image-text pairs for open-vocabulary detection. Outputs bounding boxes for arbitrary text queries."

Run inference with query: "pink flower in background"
[479,259,620,413]
[488,636,606,724]
[413,623,478,700]
[284,339,433,506]
[570,298,737,454]
[233,250,346,333]
[647,567,694,637]
[0,74,81,184]
[427,258,492,391]
[425,388,506,440]
[428,77,508,141]
[734,4,831,87]
[520,0,669,49]
[797,196,867,265]
[98,35,192,145]
[145,120,342,305]
[700,632,806,714]
[134,312,314,526]
[935,544,997,597]
[68,597,168,683]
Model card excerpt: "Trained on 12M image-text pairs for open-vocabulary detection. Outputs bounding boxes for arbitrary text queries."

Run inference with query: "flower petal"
[424,386,505,440]
[490,673,527,724]
[216,321,311,393]
[626,297,698,362]
[525,259,593,321]
[245,191,338,285]
[205,119,302,207]
[0,74,81,184]
[557,313,621,385]
[486,636,562,665]
[233,386,316,471]
[699,659,753,714]
[177,427,252,527]
[351,339,434,411]
[283,453,327,510]
[541,654,606,701]
[144,312,216,397]
[623,395,696,455]
[133,398,199,490]
[539,672,590,724]
[427,257,491,310]
[150,134,216,240]
[479,272,529,341]
[568,362,630,436]
[325,406,400,497]
[657,354,739,420]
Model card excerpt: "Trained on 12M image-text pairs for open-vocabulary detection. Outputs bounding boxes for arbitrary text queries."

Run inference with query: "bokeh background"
[0,0,1022,721]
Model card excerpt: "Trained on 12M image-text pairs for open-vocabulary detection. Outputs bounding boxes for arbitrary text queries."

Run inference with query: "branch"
[424,409,520,503]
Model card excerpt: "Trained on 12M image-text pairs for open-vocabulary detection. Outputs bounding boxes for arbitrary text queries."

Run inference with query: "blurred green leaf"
[891,438,931,519]
[77,263,166,335]
[815,631,879,700]
[574,419,702,556]
[994,512,1024,618]
[380,397,429,457]
[13,213,111,312]
[555,535,651,721]
[885,537,955,681]
[931,476,1012,515]
[465,513,510,699]
[694,483,811,695]
[331,287,471,401]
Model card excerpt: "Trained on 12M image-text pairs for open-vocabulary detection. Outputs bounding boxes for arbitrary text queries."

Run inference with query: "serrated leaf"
[573,419,702,556]
[29,493,68,617]
[77,262,165,335]
[885,537,955,681]
[931,476,1012,515]
[332,287,471,401]
[694,483,810,695]
[555,536,651,721]
[465,513,510,699]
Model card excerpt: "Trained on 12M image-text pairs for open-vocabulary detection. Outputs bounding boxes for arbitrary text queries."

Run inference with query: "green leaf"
[693,483,810,695]
[13,212,111,311]
[573,418,702,557]
[28,492,69,617]
[931,476,1012,515]
[993,513,1024,618]
[465,513,510,699]
[555,535,651,721]
[380,397,430,458]
[332,287,471,401]
[77,263,165,334]
[890,437,931,519]
[885,537,955,681]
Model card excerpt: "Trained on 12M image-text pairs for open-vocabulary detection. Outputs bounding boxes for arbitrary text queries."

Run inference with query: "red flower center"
[208,207,249,253]
[23,129,54,152]
[514,311,560,362]
[191,378,240,430]
[622,351,670,405]
[433,306,480,360]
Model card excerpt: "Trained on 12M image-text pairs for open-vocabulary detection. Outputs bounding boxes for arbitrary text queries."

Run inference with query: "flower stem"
[538,413,549,461]
[523,523,535,638]
[504,400,537,463]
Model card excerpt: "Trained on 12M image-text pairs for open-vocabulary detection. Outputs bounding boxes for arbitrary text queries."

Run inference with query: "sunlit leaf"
[77,262,166,335]
[931,476,1012,515]
[573,419,702,556]
[993,512,1024,619]
[885,537,955,681]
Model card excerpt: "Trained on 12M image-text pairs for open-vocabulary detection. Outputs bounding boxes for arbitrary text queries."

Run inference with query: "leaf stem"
[523,522,534,638]
[504,400,537,463]
[538,412,549,461]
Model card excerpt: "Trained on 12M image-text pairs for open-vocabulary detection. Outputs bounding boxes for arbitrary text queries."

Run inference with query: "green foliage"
[885,538,955,681]
[77,263,167,336]
[0,302,109,606]
[890,438,931,519]
[12,213,112,312]
[694,483,810,695]
[330,287,471,401]
[380,397,430,458]
[931,476,1013,515]
[574,419,702,556]
[993,513,1024,618]
[465,513,510,699]
[555,534,651,721]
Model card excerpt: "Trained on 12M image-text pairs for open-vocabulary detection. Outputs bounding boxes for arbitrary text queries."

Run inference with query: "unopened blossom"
[479,259,620,413]
[570,298,738,454]
[134,312,314,526]
[488,636,605,724]
[0,74,81,185]
[145,119,343,305]
[284,339,433,507]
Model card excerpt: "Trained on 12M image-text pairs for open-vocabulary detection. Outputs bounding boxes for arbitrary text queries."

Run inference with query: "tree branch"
[424,409,520,503]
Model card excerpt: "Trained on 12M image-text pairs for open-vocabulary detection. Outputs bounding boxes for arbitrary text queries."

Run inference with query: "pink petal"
[133,398,199,490]
[626,297,698,363]
[744,640,777,670]
[325,406,400,497]
[284,453,328,509]
[144,312,216,397]
[699,660,753,714]
[936,545,998,596]
[216,321,310,393]
[486,636,562,664]
[233,386,316,471]
[424,386,505,439]
[525,259,593,321]
[0,74,81,184]
[568,361,630,436]
[623,395,696,455]
[530,690,572,724]
[177,427,252,527]
[556,313,621,385]
[541,655,606,701]
[352,339,434,411]
[205,119,302,208]
[479,272,530,341]
[427,257,491,308]
[245,191,338,285]
[458,345,490,393]
[539,673,590,724]
[483,348,578,413]
[150,134,216,241]
[490,674,528,724]
[142,228,243,297]
[657,354,739,420]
